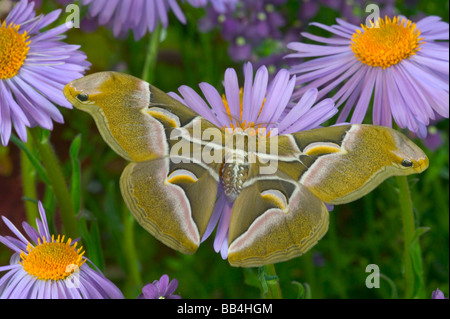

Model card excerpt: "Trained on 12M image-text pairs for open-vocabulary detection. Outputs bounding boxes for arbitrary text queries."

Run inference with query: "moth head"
[390,129,429,174]
[63,71,149,114]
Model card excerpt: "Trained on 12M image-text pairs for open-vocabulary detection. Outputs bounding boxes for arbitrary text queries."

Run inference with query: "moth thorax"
[222,162,249,202]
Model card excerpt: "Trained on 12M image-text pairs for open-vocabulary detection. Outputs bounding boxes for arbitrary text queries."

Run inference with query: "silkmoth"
[64,72,428,267]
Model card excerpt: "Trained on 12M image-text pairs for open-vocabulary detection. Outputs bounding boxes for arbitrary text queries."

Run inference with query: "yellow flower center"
[20,235,86,281]
[222,88,269,137]
[351,16,424,69]
[0,21,30,79]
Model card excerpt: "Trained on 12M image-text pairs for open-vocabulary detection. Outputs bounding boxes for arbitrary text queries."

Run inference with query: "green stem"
[262,264,282,299]
[21,129,39,227]
[30,128,78,239]
[395,175,424,298]
[123,212,142,290]
[141,23,162,83]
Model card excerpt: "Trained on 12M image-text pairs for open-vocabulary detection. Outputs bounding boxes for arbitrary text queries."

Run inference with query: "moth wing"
[226,124,428,266]
[288,125,428,205]
[227,176,329,267]
[120,157,220,254]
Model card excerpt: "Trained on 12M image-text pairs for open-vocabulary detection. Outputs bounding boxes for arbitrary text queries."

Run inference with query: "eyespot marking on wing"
[166,169,198,185]
[147,107,181,128]
[302,142,343,156]
[261,189,288,212]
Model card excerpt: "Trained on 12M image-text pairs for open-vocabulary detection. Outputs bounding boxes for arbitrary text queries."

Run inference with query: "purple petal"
[37,201,50,240]
[165,278,179,296]
[158,274,170,295]
[177,85,220,126]
[402,59,448,91]
[13,74,65,123]
[0,82,13,145]
[198,82,231,126]
[308,22,353,38]
[248,66,268,121]
[169,0,186,24]
[267,75,296,126]
[300,32,350,45]
[278,88,318,133]
[350,67,376,123]
[21,222,40,245]
[224,68,241,123]
[220,236,229,259]
[332,62,366,107]
[287,42,350,58]
[213,199,232,253]
[0,236,23,254]
[241,62,254,121]
[257,69,289,124]
[1,217,29,246]
[411,55,449,76]
[372,68,391,127]
[431,288,446,299]
[336,79,364,124]
[142,283,159,299]
[286,99,337,132]
[202,191,227,242]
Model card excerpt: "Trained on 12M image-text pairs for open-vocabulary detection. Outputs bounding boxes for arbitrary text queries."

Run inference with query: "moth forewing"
[298,125,429,205]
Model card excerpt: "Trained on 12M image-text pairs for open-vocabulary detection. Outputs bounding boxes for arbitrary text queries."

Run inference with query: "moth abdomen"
[222,162,249,202]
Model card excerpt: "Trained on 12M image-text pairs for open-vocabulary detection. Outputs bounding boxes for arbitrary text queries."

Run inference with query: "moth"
[64,71,428,267]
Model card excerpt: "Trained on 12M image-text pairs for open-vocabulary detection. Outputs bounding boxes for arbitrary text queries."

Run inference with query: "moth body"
[221,139,251,202]
[222,162,249,202]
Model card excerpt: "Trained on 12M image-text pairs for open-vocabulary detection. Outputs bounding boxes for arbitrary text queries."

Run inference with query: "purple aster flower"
[286,16,449,138]
[422,127,444,151]
[0,201,124,299]
[10,0,42,10]
[199,0,287,62]
[138,274,181,299]
[186,0,237,13]
[432,288,447,299]
[408,119,445,152]
[55,0,76,5]
[312,251,326,267]
[80,0,214,40]
[169,62,337,259]
[208,0,238,13]
[0,0,90,146]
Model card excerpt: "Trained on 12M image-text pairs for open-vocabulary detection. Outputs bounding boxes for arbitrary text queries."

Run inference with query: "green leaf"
[77,214,104,272]
[257,267,269,294]
[88,222,104,271]
[292,281,311,299]
[243,268,260,289]
[408,227,430,298]
[69,134,82,214]
[39,128,50,144]
[379,274,399,299]
[42,186,56,235]
[10,134,50,185]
